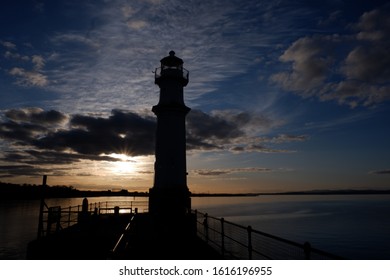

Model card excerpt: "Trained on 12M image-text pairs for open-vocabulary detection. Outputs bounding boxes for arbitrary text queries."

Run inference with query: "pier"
[27,199,342,260]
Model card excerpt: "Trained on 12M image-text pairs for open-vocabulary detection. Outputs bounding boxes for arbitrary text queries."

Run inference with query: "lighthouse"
[149,51,191,216]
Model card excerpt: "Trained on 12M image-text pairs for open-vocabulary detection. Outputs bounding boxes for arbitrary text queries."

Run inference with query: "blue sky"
[0,0,389,193]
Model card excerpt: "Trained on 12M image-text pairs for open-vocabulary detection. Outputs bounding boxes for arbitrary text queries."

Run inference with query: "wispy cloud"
[3,42,49,87]
[0,40,16,49]
[192,167,272,176]
[127,20,149,30]
[0,0,311,113]
[9,67,48,87]
[369,169,390,175]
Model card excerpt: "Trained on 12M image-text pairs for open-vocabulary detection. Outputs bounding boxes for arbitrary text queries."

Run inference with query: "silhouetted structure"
[149,51,191,215]
[26,52,342,260]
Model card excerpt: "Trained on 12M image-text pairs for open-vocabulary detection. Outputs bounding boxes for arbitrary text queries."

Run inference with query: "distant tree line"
[0,182,148,200]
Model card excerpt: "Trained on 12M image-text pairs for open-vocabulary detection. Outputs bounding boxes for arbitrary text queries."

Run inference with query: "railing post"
[55,206,61,232]
[68,206,71,227]
[204,213,209,243]
[247,226,253,260]
[37,175,47,238]
[194,209,198,233]
[221,218,225,257]
[304,242,311,260]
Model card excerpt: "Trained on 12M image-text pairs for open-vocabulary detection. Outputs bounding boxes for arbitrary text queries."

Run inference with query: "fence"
[37,200,148,238]
[193,210,342,260]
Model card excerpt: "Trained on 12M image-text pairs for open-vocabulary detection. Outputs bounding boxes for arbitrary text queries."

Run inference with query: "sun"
[107,153,136,175]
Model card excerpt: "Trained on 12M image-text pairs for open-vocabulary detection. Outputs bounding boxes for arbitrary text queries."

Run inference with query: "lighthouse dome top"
[160,50,184,67]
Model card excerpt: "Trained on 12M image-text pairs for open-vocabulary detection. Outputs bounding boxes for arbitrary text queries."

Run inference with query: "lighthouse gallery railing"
[155,66,189,80]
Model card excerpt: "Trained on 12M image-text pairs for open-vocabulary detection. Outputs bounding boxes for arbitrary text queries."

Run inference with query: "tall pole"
[37,175,47,238]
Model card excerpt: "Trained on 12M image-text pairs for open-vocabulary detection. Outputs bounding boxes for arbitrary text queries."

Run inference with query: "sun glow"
[107,153,136,175]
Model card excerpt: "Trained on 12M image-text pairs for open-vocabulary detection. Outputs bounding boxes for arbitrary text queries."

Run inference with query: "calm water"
[1,195,389,259]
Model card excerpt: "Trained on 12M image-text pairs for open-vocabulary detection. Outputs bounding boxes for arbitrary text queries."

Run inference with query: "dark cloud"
[0,107,307,178]
[271,6,390,107]
[186,109,276,151]
[187,109,244,140]
[5,108,67,124]
[0,120,47,142]
[0,164,53,178]
[1,108,306,158]
[35,109,156,156]
[369,169,390,175]
[24,150,122,165]
[193,167,272,176]
[268,134,309,143]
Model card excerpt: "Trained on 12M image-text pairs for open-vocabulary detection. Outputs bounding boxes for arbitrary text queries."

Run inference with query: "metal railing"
[35,196,342,259]
[155,66,189,81]
[110,214,136,257]
[193,210,343,260]
[38,200,148,238]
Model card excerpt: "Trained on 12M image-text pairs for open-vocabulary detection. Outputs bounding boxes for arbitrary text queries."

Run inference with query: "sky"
[0,0,389,193]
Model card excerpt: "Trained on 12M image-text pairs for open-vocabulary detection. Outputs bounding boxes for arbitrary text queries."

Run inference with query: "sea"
[1,194,389,260]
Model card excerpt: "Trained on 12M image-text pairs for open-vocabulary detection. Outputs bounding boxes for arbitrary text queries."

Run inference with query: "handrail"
[193,210,343,260]
[38,200,148,237]
[111,215,136,254]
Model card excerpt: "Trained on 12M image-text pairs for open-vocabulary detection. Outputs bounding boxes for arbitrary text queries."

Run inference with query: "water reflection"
[1,195,390,259]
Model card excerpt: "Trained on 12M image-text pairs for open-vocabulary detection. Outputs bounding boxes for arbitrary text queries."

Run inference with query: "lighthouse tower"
[149,51,191,216]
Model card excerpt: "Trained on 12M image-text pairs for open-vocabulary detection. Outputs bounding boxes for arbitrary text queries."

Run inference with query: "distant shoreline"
[193,189,390,196]
[1,181,390,200]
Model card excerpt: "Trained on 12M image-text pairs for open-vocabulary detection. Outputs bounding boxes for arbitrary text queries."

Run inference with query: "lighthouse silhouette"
[149,51,191,216]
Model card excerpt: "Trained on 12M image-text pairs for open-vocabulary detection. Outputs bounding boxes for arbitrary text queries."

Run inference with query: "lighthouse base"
[148,187,191,216]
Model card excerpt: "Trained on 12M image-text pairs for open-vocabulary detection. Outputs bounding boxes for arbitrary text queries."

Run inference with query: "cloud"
[0,164,63,178]
[192,167,272,176]
[3,42,49,87]
[5,108,67,125]
[20,0,305,113]
[34,110,156,157]
[0,108,157,162]
[0,107,307,178]
[4,51,30,61]
[9,67,48,87]
[127,20,148,30]
[121,6,135,17]
[31,55,45,70]
[0,119,48,142]
[270,35,337,95]
[1,106,305,155]
[268,134,309,143]
[50,33,100,49]
[186,109,306,153]
[369,169,390,175]
[0,41,16,49]
[271,6,390,107]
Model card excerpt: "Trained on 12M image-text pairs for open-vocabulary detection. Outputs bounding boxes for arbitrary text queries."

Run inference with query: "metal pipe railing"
[111,215,136,254]
[193,210,343,260]
[38,200,148,237]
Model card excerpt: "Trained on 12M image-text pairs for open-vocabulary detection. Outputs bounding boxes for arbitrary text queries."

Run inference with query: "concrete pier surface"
[27,212,221,260]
